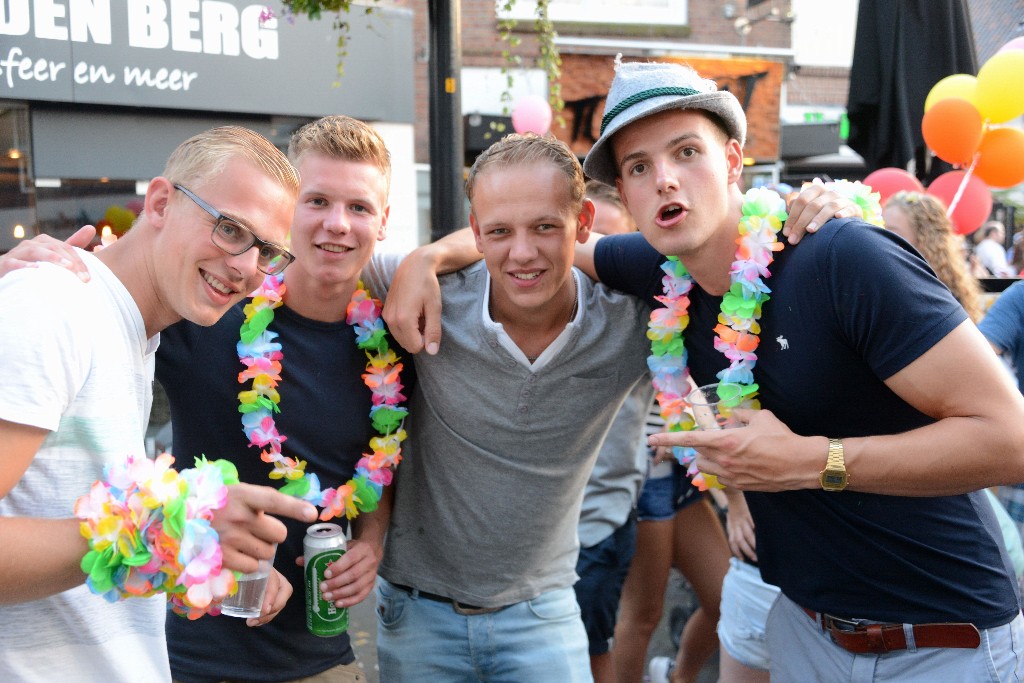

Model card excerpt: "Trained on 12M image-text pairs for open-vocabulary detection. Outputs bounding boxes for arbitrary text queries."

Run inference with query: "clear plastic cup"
[687,383,753,430]
[221,544,276,618]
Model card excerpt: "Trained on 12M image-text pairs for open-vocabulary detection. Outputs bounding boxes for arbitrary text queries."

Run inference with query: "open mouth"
[660,204,684,222]
[512,272,540,281]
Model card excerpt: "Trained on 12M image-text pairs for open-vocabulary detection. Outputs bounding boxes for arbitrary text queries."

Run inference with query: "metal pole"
[428,0,464,241]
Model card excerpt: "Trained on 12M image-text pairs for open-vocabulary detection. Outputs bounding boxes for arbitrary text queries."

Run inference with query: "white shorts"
[717,556,780,670]
[766,593,1024,683]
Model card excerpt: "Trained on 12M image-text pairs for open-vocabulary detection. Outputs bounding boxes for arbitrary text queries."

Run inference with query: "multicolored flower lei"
[237,274,408,522]
[75,454,239,619]
[647,183,881,490]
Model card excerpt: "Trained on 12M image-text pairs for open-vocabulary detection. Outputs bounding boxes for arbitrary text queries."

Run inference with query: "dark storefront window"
[0,104,33,254]
[0,102,317,253]
[1,103,141,252]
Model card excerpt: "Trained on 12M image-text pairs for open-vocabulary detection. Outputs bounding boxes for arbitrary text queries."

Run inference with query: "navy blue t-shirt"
[158,300,410,681]
[596,218,1020,627]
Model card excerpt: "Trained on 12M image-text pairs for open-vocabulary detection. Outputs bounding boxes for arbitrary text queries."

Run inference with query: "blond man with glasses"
[0,127,318,683]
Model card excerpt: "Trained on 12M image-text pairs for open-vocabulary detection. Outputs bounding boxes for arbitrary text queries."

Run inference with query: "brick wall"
[388,0,798,163]
[555,53,785,163]
[788,66,851,108]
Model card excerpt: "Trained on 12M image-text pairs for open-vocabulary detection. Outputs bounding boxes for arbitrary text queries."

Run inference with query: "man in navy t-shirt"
[579,60,1024,682]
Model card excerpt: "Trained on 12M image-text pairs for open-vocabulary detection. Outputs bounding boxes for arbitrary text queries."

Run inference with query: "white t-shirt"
[0,250,169,682]
[976,239,1015,277]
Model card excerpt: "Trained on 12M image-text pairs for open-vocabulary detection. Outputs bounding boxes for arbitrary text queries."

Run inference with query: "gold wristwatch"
[819,438,848,492]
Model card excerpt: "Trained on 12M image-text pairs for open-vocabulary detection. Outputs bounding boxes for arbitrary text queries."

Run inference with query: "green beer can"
[303,522,348,637]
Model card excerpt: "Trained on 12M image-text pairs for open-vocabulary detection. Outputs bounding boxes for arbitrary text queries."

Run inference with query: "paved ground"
[346,568,718,682]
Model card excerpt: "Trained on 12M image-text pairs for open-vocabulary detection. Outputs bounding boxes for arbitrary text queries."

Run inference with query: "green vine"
[277,0,380,85]
[275,1,562,118]
[498,1,563,118]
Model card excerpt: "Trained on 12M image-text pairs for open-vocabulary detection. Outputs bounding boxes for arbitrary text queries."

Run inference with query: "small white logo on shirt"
[776,335,790,350]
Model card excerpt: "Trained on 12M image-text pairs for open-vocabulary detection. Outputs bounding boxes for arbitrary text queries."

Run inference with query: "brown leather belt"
[802,607,981,654]
[392,583,508,616]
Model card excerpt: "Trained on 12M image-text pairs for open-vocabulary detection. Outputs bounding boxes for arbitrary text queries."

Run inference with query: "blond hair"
[886,191,982,321]
[466,133,585,211]
[288,115,392,193]
[163,126,299,195]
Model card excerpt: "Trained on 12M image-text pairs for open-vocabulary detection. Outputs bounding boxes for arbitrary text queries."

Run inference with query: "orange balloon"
[975,127,1024,188]
[921,98,983,165]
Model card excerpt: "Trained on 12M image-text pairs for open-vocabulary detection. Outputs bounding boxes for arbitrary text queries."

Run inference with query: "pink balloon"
[511,95,553,135]
[998,37,1024,53]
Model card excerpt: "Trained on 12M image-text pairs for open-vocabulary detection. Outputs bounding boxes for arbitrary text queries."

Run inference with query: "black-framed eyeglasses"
[174,184,295,276]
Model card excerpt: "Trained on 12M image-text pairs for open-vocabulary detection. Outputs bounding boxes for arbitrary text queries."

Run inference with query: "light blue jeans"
[767,593,1024,682]
[375,577,592,683]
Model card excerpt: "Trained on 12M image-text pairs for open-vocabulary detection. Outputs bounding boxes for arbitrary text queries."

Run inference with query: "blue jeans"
[375,577,592,682]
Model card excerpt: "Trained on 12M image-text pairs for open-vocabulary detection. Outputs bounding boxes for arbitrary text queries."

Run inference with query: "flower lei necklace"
[73,277,408,618]
[647,182,881,490]
[237,274,408,521]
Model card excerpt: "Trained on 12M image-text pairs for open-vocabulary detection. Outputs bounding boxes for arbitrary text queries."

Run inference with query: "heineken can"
[303,522,348,637]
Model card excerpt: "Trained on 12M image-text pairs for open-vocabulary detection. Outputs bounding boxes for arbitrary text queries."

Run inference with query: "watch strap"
[826,438,845,470]
[820,437,848,491]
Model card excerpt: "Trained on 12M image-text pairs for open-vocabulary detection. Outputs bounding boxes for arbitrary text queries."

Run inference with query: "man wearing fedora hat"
[579,59,1024,681]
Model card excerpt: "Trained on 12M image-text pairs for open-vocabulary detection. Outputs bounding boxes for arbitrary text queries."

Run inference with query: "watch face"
[822,470,848,489]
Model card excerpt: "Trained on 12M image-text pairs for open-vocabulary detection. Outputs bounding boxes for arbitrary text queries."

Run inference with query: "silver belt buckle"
[826,613,867,632]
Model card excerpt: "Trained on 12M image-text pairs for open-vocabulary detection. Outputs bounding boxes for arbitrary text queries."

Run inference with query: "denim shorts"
[574,512,638,655]
[717,557,780,670]
[376,577,590,682]
[637,460,704,522]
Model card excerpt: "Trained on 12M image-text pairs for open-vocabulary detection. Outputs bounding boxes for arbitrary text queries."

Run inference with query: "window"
[0,104,34,254]
[498,0,688,26]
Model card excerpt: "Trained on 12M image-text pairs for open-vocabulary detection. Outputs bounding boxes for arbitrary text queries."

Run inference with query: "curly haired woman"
[883,191,983,321]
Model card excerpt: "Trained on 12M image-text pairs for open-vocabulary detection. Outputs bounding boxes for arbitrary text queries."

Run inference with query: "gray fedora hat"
[582,60,747,186]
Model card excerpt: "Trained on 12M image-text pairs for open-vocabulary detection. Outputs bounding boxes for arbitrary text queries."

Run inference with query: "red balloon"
[975,127,1024,188]
[926,171,992,235]
[863,167,925,207]
[921,98,984,165]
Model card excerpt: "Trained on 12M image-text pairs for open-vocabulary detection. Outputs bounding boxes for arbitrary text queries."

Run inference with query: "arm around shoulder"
[573,232,603,281]
[381,227,481,355]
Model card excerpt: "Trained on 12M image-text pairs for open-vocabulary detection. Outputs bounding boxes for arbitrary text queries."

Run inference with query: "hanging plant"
[271,1,382,85]
[498,0,563,117]
[272,2,561,113]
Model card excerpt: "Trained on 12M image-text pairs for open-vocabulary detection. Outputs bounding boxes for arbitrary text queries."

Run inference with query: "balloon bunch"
[865,40,1024,235]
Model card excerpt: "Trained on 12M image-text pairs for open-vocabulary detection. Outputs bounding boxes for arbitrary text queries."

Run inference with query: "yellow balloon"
[103,205,137,236]
[975,51,1024,123]
[924,74,977,111]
